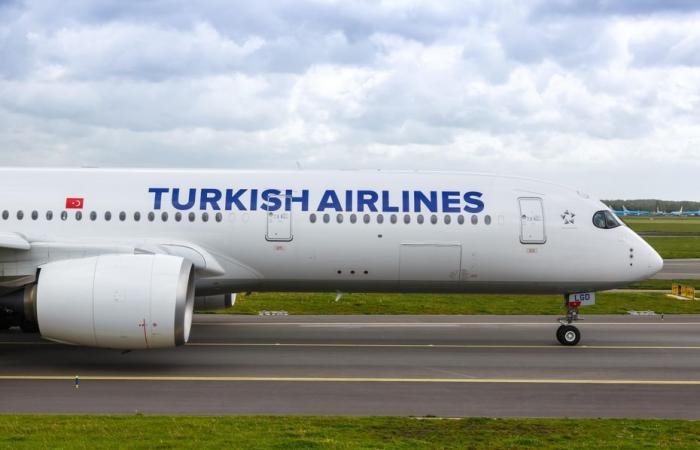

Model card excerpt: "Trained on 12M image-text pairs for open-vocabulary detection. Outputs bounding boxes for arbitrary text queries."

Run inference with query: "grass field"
[644,236,700,259]
[623,217,700,234]
[630,279,699,290]
[212,291,700,315]
[1,415,699,449]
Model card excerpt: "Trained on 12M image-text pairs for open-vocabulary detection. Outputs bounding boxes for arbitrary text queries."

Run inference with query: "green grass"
[630,279,700,290]
[210,291,700,315]
[644,236,700,259]
[1,416,700,449]
[623,217,700,234]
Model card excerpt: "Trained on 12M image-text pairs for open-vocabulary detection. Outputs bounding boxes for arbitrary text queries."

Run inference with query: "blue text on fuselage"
[148,188,485,214]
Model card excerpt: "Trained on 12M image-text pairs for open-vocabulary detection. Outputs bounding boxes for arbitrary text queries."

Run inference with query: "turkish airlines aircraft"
[0,169,663,348]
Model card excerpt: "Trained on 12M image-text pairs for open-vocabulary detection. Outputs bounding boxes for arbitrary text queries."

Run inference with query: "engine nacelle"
[195,293,236,310]
[36,254,194,349]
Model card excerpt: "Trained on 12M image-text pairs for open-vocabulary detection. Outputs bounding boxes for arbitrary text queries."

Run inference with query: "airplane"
[669,206,685,217]
[0,168,663,348]
[612,205,650,217]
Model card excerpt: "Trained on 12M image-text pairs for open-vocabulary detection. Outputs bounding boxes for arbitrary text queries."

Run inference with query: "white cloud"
[0,0,699,199]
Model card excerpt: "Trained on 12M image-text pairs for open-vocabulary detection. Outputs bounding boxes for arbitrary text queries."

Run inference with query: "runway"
[654,259,700,280]
[3,314,700,418]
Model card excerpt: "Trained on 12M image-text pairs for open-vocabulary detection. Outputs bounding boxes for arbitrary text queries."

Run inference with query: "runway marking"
[187,342,700,350]
[1,375,700,385]
[194,322,700,327]
[2,341,700,350]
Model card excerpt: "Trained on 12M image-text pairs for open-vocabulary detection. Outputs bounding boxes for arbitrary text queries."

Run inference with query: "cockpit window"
[593,210,621,229]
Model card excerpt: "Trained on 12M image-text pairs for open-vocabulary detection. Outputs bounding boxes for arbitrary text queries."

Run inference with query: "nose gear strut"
[556,295,582,346]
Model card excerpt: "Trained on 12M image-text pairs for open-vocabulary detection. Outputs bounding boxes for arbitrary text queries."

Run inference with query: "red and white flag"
[65,198,84,209]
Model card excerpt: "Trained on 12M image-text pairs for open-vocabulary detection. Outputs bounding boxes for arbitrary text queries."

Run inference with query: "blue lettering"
[414,191,438,213]
[149,188,169,210]
[172,188,196,210]
[357,190,379,212]
[402,191,410,212]
[381,190,399,212]
[200,188,222,210]
[285,189,310,212]
[463,191,485,213]
[250,189,258,211]
[345,190,353,212]
[225,189,247,211]
[317,190,343,211]
[442,191,461,213]
[261,189,282,211]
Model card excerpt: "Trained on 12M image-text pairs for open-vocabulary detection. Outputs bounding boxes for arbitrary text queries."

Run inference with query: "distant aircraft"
[669,206,685,217]
[0,168,663,347]
[612,205,649,217]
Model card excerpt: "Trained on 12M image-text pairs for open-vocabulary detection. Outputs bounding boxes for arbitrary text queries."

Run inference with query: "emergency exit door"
[519,197,546,244]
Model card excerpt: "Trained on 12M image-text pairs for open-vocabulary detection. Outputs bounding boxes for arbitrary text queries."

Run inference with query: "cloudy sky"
[0,0,698,199]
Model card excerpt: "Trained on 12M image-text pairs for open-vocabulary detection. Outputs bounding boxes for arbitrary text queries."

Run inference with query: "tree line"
[603,199,700,212]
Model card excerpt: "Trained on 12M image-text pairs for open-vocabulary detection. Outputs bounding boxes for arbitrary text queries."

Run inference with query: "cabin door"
[518,197,546,244]
[266,196,293,242]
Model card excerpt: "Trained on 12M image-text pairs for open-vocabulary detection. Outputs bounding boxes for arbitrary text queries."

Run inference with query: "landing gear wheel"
[556,325,580,346]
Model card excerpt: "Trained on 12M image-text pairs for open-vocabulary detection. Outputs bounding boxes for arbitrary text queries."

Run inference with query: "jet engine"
[0,254,195,349]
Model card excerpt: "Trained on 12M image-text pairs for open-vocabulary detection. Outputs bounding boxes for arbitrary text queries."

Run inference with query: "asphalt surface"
[654,259,700,280]
[3,314,700,418]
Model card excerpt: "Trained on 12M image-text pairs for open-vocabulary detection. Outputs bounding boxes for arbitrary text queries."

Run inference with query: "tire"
[555,325,565,343]
[557,325,580,346]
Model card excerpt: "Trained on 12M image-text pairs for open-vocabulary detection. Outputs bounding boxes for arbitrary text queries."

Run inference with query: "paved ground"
[654,259,700,280]
[3,314,700,418]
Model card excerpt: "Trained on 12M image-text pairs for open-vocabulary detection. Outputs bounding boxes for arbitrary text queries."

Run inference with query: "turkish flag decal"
[65,198,84,209]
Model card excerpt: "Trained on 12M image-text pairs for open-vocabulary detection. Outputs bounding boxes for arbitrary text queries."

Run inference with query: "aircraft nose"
[643,243,664,278]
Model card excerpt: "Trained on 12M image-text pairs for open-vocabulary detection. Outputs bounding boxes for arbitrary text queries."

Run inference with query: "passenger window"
[188,212,196,222]
[215,212,223,223]
[61,211,67,221]
[148,212,155,222]
[202,212,209,222]
[119,212,126,222]
[1,210,7,220]
[377,214,384,224]
[430,214,437,224]
[363,214,370,224]
[417,214,424,224]
[471,215,478,225]
[390,214,397,224]
[105,211,112,221]
[310,213,317,223]
[403,214,411,224]
[46,211,53,221]
[75,211,82,221]
[350,214,357,224]
[444,215,451,225]
[17,211,24,220]
[90,211,97,221]
[31,211,38,220]
[162,212,169,222]
[458,215,465,225]
[336,214,344,223]
[485,215,492,225]
[323,213,330,224]
[133,212,140,222]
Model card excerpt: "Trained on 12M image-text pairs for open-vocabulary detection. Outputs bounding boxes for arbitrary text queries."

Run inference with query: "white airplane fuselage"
[0,169,662,296]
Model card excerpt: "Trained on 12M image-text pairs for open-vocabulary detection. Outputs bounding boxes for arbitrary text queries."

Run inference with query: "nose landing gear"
[557,296,582,346]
